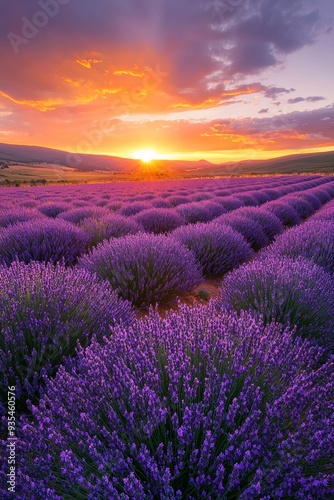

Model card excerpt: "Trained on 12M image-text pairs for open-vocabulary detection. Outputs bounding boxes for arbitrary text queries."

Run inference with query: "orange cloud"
[76,58,103,69]
[113,69,145,78]
[0,90,62,112]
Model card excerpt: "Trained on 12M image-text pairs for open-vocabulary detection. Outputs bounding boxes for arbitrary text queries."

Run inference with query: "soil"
[135,277,223,320]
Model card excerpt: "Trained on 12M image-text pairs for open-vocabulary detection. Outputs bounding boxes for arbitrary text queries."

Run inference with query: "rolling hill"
[1,143,334,182]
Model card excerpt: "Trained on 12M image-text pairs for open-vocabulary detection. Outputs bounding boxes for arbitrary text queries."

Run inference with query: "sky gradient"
[1,0,334,163]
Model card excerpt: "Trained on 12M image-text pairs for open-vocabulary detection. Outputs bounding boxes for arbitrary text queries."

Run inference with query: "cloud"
[0,0,327,115]
[128,104,334,154]
[258,108,269,114]
[4,102,333,158]
[264,86,295,100]
[288,96,326,104]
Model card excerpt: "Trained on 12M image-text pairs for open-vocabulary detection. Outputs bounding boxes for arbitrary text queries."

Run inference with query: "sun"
[132,149,157,163]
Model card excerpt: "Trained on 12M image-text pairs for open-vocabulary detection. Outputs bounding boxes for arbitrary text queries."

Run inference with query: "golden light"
[132,149,157,163]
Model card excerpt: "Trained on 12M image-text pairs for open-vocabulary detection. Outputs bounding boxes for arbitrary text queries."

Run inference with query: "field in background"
[1,143,334,185]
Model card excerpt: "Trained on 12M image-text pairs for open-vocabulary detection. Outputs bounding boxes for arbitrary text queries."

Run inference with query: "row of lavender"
[3,306,333,499]
[1,177,334,498]
[1,177,333,311]
[217,198,334,350]
[0,175,326,212]
[1,177,334,414]
[0,176,333,272]
[0,176,331,238]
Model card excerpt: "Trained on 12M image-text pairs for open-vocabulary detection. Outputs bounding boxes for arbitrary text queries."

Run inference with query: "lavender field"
[1,175,334,498]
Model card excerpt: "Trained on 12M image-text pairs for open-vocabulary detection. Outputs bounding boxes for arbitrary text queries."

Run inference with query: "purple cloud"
[0,0,327,109]
[288,96,326,104]
[264,87,295,100]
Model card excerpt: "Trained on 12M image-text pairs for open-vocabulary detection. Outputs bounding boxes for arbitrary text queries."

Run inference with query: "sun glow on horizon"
[132,149,158,163]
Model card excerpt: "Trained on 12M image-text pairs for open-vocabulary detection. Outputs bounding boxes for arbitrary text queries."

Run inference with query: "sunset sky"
[1,0,334,163]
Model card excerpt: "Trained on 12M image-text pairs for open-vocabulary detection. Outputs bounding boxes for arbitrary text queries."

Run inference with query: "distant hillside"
[0,143,138,173]
[215,151,334,175]
[0,143,213,173]
[0,143,333,178]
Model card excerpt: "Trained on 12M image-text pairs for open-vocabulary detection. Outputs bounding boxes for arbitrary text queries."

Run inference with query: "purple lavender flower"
[296,192,322,211]
[173,222,253,277]
[165,195,191,207]
[134,208,186,234]
[150,198,173,208]
[176,202,213,224]
[0,261,134,413]
[232,207,284,241]
[0,219,89,266]
[0,208,43,228]
[80,214,142,247]
[217,256,334,346]
[79,233,203,308]
[263,220,334,275]
[37,202,72,218]
[118,201,151,216]
[311,199,334,222]
[263,200,301,226]
[58,206,110,225]
[214,196,244,211]
[234,193,259,206]
[279,195,314,219]
[190,193,212,201]
[9,304,334,499]
[214,213,269,250]
[199,201,227,219]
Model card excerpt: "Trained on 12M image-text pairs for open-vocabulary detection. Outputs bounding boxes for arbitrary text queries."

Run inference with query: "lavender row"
[1,178,333,250]
[1,180,334,314]
[216,198,334,349]
[0,262,134,413]
[2,304,333,498]
[1,177,333,233]
[1,179,334,497]
[2,180,333,416]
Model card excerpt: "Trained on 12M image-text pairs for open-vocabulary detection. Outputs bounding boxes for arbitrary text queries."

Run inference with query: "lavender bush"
[200,201,227,219]
[0,219,89,266]
[0,261,134,413]
[234,193,259,206]
[58,207,110,225]
[296,192,322,211]
[79,233,202,308]
[80,215,142,247]
[252,191,270,204]
[167,195,192,207]
[10,304,334,499]
[217,256,334,346]
[173,222,253,277]
[215,214,269,251]
[212,196,244,211]
[265,220,334,275]
[233,207,283,241]
[264,201,301,226]
[0,208,43,228]
[190,193,211,201]
[134,208,186,234]
[150,198,172,208]
[281,195,314,219]
[118,201,150,216]
[310,187,332,203]
[37,202,71,218]
[311,200,334,222]
[176,202,212,224]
